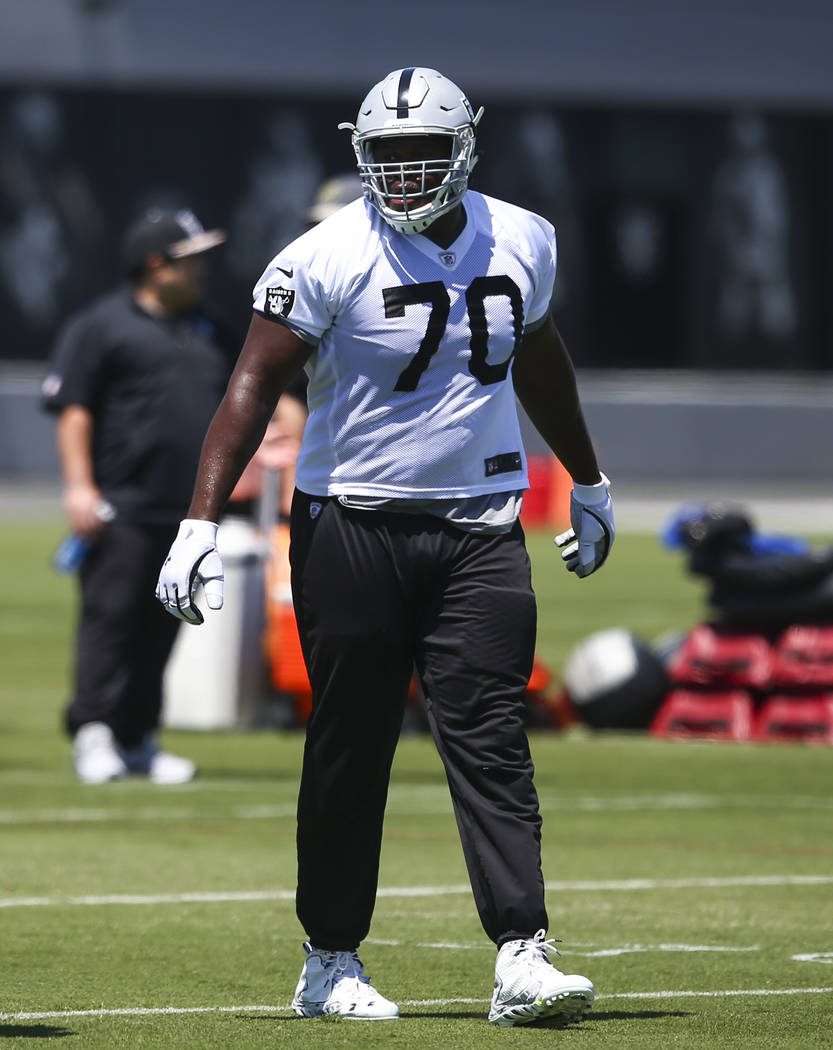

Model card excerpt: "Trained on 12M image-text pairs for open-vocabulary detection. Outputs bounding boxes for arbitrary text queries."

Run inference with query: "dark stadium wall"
[2,1,833,481]
[0,87,829,371]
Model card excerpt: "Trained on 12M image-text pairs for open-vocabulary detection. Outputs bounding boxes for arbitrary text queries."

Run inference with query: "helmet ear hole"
[343,67,482,235]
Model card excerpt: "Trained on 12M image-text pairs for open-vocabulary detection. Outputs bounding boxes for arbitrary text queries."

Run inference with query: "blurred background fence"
[1,0,832,484]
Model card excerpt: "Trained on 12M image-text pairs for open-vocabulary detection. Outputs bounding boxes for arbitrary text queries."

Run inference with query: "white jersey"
[252,191,556,500]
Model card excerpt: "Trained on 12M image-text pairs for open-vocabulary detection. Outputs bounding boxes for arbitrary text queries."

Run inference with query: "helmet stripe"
[396,67,416,118]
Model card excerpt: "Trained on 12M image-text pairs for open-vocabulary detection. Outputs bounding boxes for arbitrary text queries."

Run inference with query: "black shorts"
[289,490,537,717]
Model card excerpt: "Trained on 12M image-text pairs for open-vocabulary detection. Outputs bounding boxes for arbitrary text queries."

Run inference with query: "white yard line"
[602,987,833,1000]
[542,875,833,891]
[0,890,297,908]
[372,940,761,956]
[548,944,763,958]
[0,874,831,910]
[0,804,299,824]
[1,791,831,825]
[2,987,832,1022]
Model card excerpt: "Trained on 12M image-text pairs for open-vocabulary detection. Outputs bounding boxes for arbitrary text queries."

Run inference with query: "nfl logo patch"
[438,251,456,267]
[265,286,295,317]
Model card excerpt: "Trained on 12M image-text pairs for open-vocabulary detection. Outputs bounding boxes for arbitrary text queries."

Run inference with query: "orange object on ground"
[263,523,313,722]
[520,454,571,530]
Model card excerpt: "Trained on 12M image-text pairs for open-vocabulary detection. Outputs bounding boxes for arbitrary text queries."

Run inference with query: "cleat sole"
[490,989,594,1027]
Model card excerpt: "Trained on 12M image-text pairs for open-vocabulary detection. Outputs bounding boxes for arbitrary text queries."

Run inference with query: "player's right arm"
[156,314,312,623]
[188,313,312,522]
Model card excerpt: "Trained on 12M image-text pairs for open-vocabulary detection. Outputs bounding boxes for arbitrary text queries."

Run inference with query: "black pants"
[290,491,548,950]
[65,520,180,750]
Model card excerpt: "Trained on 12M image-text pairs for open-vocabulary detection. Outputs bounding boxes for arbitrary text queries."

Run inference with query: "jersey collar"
[402,195,476,270]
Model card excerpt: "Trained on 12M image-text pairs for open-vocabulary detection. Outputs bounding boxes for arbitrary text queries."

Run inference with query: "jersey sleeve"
[252,246,334,346]
[524,215,558,331]
[41,309,108,414]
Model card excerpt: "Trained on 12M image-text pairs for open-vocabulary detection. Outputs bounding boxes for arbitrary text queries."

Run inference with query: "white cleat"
[291,942,399,1020]
[72,722,127,784]
[123,734,196,784]
[488,929,594,1027]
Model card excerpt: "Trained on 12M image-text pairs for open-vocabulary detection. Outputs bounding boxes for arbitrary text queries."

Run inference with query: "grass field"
[1,520,832,1048]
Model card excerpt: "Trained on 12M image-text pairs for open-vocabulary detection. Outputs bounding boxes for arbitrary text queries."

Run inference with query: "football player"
[157,67,613,1026]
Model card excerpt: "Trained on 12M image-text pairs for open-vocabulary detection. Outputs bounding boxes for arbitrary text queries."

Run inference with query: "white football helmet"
[338,67,483,235]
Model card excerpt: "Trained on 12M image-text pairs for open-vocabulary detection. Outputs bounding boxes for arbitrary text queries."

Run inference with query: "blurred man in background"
[43,209,236,784]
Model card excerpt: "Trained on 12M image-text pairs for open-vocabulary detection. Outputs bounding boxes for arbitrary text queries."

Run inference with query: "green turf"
[1,519,831,1048]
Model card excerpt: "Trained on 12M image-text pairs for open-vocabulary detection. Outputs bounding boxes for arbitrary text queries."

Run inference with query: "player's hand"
[554,473,615,578]
[156,519,223,624]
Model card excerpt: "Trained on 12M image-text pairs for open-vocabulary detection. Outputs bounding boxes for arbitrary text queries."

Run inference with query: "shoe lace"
[524,929,563,964]
[331,951,372,996]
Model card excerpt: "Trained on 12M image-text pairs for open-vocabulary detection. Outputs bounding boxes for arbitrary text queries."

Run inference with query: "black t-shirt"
[43,287,237,524]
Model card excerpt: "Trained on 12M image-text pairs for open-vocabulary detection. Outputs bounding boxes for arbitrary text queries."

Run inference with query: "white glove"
[156,519,224,624]
[554,473,615,578]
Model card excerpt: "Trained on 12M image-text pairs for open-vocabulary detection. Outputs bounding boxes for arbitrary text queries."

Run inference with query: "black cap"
[122,209,226,274]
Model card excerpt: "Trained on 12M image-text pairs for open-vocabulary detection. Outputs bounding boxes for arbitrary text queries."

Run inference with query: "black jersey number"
[383,276,524,392]
[384,282,450,393]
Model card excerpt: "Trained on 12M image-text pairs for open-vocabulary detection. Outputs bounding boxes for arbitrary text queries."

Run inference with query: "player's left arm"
[512,312,615,577]
[512,312,598,483]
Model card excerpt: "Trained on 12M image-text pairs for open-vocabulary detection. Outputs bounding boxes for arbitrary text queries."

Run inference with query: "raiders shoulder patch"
[264,286,295,317]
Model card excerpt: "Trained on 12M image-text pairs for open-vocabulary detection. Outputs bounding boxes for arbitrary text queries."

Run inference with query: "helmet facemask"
[339,67,483,236]
[353,126,477,235]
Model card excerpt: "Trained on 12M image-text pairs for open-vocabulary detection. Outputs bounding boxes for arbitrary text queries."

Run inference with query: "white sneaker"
[291,942,399,1020]
[123,735,196,785]
[72,722,127,784]
[488,929,594,1027]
